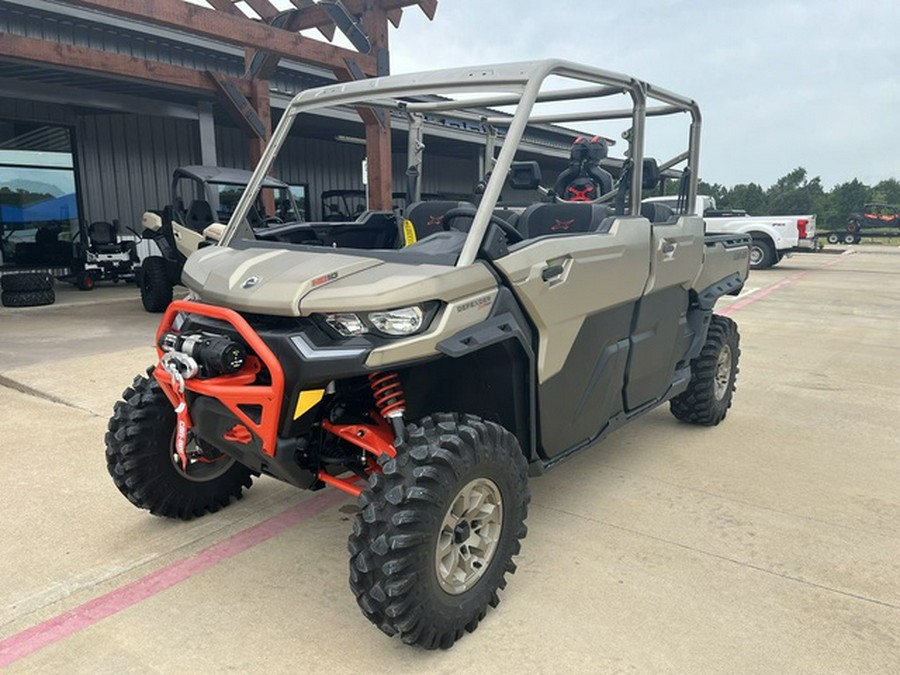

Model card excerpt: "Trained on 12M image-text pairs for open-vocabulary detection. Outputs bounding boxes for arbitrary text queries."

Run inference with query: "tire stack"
[1,273,56,307]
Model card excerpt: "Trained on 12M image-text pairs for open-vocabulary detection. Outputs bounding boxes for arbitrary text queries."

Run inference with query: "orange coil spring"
[369,371,406,418]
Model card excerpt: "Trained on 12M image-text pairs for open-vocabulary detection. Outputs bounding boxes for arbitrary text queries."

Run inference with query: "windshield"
[216,185,302,224]
[221,60,701,266]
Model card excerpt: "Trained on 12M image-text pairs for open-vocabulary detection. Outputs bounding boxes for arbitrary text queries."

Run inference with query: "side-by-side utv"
[106,60,751,650]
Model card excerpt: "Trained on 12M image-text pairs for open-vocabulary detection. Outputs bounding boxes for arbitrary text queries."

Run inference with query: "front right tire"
[348,413,529,650]
[105,369,254,519]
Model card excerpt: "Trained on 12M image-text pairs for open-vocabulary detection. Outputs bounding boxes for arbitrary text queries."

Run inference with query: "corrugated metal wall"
[0,98,74,125]
[77,114,199,227]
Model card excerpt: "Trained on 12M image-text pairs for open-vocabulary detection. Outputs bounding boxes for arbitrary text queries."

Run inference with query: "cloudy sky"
[380,0,898,189]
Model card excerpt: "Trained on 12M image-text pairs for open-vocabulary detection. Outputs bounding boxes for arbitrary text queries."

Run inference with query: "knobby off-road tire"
[1,273,53,292]
[140,256,173,312]
[749,238,777,269]
[1,288,55,307]
[348,413,530,649]
[105,368,254,520]
[670,315,740,426]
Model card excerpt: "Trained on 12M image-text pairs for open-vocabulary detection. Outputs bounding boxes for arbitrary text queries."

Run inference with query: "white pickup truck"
[644,195,816,269]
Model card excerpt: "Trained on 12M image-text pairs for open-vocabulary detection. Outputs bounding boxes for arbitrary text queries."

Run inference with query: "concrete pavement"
[1,246,898,673]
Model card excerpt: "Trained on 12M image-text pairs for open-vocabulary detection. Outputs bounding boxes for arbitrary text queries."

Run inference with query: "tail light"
[797,219,808,239]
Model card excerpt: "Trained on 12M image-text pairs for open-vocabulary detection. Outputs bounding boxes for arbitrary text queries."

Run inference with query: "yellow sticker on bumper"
[402,219,417,246]
[293,389,325,419]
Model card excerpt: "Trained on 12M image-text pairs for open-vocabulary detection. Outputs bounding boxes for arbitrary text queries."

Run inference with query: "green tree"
[870,178,900,205]
[766,167,824,216]
[724,183,768,214]
[828,179,870,227]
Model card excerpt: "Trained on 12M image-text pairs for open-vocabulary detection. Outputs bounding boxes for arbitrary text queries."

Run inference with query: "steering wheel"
[441,207,524,244]
[259,216,284,227]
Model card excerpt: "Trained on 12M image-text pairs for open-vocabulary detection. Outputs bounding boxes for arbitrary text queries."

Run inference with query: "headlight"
[368,306,424,336]
[324,312,367,337]
[318,303,437,339]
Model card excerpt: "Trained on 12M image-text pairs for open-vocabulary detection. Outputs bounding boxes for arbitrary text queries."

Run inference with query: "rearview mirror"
[508,161,542,190]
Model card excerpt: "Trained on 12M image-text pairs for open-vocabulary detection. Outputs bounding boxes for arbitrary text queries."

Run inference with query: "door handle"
[542,264,564,282]
[661,240,676,255]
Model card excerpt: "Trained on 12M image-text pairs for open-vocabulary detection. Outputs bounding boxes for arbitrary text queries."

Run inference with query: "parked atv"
[136,166,302,311]
[107,60,751,649]
[847,202,900,232]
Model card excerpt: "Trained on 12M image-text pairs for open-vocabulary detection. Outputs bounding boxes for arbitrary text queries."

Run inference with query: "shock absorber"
[369,371,406,437]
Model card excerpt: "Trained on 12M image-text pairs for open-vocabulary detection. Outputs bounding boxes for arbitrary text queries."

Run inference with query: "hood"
[182,245,498,318]
[182,246,383,316]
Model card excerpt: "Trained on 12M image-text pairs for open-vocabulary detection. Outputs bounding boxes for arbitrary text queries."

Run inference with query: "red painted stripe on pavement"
[720,253,850,316]
[0,490,346,668]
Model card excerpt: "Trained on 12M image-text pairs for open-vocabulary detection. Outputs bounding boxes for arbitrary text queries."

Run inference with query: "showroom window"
[0,120,80,268]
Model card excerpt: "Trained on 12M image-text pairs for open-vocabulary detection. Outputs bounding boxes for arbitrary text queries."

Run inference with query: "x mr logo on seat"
[551,218,575,232]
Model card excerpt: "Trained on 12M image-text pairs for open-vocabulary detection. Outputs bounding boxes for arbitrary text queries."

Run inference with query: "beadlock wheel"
[435,477,504,595]
[713,344,733,401]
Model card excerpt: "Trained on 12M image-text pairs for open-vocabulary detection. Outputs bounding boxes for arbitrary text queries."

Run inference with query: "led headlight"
[368,306,424,336]
[324,312,367,337]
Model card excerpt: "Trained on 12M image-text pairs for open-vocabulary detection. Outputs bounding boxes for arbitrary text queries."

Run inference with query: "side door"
[494,218,651,459]
[623,214,704,411]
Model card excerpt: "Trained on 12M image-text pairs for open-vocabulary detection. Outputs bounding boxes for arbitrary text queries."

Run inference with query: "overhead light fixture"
[334,135,367,146]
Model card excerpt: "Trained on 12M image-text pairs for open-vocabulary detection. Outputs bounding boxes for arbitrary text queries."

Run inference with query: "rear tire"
[1,288,55,307]
[105,369,254,520]
[826,233,839,245]
[843,232,858,245]
[670,315,740,426]
[749,238,777,269]
[348,413,529,649]
[140,256,173,312]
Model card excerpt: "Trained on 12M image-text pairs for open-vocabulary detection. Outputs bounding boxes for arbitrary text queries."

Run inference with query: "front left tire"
[348,413,530,649]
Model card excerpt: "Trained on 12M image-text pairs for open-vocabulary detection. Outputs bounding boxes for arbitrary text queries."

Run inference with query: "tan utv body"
[107,59,751,650]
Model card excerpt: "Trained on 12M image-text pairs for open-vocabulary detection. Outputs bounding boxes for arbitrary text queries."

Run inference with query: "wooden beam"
[208,72,268,139]
[361,3,392,211]
[206,0,240,15]
[287,0,433,32]
[386,8,403,28]
[242,0,278,20]
[60,0,378,75]
[247,79,275,213]
[290,0,336,40]
[0,32,248,96]
[415,0,437,20]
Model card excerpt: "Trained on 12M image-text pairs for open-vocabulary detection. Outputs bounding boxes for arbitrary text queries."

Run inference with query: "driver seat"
[404,200,474,240]
[185,200,215,232]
